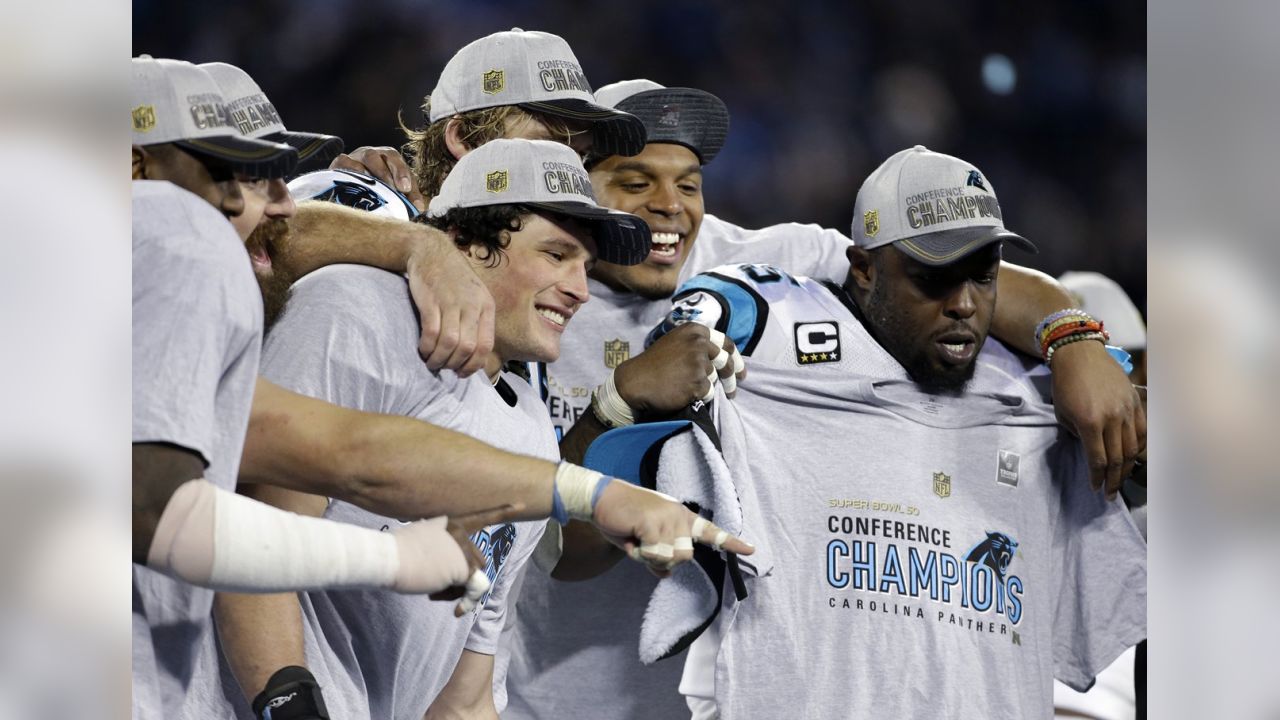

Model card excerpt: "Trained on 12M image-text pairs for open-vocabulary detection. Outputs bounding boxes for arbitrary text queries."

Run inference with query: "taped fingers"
[691,516,709,538]
[691,515,728,549]
[722,366,738,395]
[464,568,491,596]
[701,368,717,402]
[710,330,745,396]
[639,542,675,561]
[693,518,755,555]
[708,329,731,371]
[454,568,491,617]
[628,544,676,574]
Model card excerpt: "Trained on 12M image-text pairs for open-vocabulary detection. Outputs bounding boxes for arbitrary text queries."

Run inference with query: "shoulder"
[132,180,254,295]
[688,215,851,281]
[753,221,850,245]
[132,180,241,259]
[289,263,411,309]
[278,265,419,352]
[699,214,849,248]
[654,264,837,355]
[287,169,418,220]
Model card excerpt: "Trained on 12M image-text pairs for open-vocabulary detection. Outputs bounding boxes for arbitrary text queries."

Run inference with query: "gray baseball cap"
[594,79,730,164]
[427,28,646,158]
[853,145,1036,266]
[131,56,297,178]
[200,62,344,173]
[427,138,652,265]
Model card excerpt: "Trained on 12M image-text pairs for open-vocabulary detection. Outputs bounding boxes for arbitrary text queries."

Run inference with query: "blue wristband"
[590,475,611,512]
[1105,345,1134,375]
[550,483,569,525]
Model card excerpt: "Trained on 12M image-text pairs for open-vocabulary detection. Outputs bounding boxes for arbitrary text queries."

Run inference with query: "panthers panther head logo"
[489,524,517,575]
[315,180,389,213]
[965,170,988,192]
[965,531,1018,580]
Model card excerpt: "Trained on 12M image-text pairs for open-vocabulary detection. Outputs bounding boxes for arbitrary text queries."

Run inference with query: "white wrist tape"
[146,479,469,594]
[554,463,609,522]
[591,369,636,428]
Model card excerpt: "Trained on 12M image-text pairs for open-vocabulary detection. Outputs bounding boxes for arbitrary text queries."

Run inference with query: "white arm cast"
[145,478,476,594]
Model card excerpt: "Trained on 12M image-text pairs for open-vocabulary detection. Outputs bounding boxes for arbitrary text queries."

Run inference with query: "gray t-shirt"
[659,265,1147,718]
[131,180,262,720]
[182,265,553,719]
[502,215,850,720]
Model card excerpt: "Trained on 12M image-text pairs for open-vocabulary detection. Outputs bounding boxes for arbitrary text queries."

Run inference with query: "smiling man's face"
[467,211,597,366]
[587,143,704,299]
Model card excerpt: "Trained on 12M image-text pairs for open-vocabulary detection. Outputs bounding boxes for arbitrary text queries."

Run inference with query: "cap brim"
[174,134,298,179]
[894,226,1037,267]
[527,201,652,266]
[615,88,730,164]
[582,421,692,485]
[266,130,345,174]
[519,99,647,158]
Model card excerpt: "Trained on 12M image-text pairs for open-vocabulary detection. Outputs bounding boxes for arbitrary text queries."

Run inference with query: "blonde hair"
[400,97,586,199]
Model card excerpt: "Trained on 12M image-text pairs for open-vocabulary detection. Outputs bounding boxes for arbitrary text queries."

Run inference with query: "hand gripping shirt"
[653,264,1147,719]
[131,180,263,720]
[182,265,552,720]
[501,215,850,720]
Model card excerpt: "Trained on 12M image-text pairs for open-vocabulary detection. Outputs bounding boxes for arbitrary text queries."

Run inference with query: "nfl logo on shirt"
[933,471,952,498]
[997,450,1020,487]
[603,339,630,369]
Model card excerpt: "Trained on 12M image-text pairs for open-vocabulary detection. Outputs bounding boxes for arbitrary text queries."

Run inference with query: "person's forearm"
[244,379,556,520]
[133,443,206,563]
[423,650,498,720]
[277,201,432,278]
[558,404,611,465]
[215,591,307,703]
[991,260,1076,357]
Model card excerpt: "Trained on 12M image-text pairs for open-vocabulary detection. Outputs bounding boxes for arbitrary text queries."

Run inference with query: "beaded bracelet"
[1042,315,1096,340]
[1045,331,1109,366]
[1042,320,1106,355]
[1034,308,1089,347]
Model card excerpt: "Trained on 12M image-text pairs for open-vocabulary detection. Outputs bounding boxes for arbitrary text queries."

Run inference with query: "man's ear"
[846,245,875,293]
[443,117,472,161]
[132,145,148,180]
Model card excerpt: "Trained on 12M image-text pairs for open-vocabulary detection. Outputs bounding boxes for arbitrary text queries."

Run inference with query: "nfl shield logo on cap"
[132,105,157,132]
[863,210,879,238]
[483,69,504,95]
[485,170,509,193]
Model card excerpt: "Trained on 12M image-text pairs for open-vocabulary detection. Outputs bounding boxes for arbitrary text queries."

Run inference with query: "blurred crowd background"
[132,0,1146,305]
